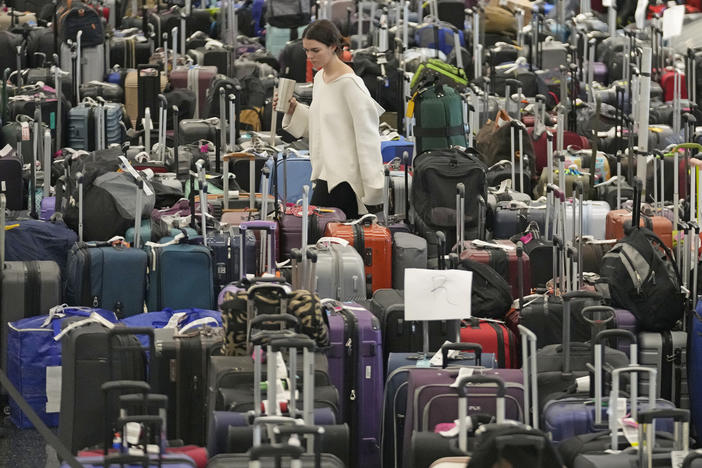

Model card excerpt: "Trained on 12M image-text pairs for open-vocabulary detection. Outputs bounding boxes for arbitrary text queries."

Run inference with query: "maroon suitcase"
[458,239,531,300]
[279,204,346,259]
[169,66,217,118]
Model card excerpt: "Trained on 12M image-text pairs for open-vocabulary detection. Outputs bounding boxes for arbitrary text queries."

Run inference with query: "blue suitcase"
[262,150,313,204]
[381,137,414,164]
[64,241,148,317]
[124,220,199,245]
[145,234,215,311]
[206,229,257,294]
[414,22,465,56]
[5,218,77,276]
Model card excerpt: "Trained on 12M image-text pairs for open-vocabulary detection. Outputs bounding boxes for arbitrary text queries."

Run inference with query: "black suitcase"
[110,35,153,69]
[152,325,224,445]
[57,324,148,453]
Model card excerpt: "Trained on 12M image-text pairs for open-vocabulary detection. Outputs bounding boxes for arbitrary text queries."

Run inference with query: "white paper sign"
[602,0,612,8]
[662,5,685,39]
[404,268,472,321]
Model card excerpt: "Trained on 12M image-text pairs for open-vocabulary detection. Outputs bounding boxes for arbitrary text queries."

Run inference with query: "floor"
[0,416,60,468]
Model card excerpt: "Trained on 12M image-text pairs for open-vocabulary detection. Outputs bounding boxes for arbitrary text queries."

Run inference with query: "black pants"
[310,180,359,219]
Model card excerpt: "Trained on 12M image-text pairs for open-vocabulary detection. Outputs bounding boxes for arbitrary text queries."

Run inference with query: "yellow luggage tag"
[406,91,419,118]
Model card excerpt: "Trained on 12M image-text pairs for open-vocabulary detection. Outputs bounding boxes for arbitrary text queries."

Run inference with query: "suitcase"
[109,35,153,69]
[57,323,149,454]
[187,45,231,76]
[145,233,215,311]
[207,445,344,468]
[124,65,168,127]
[381,136,414,164]
[458,239,531,300]
[324,214,393,295]
[572,407,690,467]
[562,200,611,241]
[263,150,314,206]
[169,66,217,118]
[0,148,25,210]
[604,207,673,249]
[402,366,525,467]
[459,318,519,369]
[322,301,383,468]
[207,228,257,294]
[279,204,346,260]
[542,331,674,443]
[313,237,368,302]
[637,330,689,409]
[391,232,427,290]
[64,241,148,318]
[492,201,548,240]
[382,344,498,468]
[0,197,61,377]
[151,325,224,445]
[60,41,105,86]
[369,288,461,363]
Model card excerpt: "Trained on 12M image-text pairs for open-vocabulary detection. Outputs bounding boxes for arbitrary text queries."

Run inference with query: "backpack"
[265,0,311,28]
[456,258,513,320]
[468,424,563,468]
[56,0,105,46]
[599,226,684,332]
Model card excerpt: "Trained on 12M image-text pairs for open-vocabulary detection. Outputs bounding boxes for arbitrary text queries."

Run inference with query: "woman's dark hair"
[302,19,344,55]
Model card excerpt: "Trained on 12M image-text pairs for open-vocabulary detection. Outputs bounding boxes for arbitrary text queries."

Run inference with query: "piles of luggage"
[1,0,702,465]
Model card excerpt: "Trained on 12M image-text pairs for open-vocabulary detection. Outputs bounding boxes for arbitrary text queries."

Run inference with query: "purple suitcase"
[592,61,608,84]
[613,308,637,356]
[279,205,346,259]
[63,454,197,467]
[40,196,55,220]
[239,220,278,275]
[402,367,524,466]
[324,301,383,468]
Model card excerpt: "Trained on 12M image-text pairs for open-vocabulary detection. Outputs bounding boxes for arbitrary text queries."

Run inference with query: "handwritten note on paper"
[404,268,472,321]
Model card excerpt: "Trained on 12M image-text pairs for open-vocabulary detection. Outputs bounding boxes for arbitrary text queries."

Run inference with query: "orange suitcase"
[324,214,392,295]
[605,208,673,249]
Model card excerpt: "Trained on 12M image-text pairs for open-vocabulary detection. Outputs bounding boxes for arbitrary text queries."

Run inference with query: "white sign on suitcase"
[404,268,472,321]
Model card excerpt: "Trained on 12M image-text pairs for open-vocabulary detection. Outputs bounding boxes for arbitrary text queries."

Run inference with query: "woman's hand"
[273,92,297,116]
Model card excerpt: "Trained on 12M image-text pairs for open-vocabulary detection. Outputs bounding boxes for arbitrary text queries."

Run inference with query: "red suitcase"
[324,214,392,295]
[458,239,531,300]
[169,65,217,118]
[459,317,519,368]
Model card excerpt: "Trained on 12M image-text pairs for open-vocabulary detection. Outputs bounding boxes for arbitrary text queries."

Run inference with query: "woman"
[274,19,385,219]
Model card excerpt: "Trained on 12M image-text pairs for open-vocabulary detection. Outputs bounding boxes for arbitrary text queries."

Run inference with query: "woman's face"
[302,38,336,70]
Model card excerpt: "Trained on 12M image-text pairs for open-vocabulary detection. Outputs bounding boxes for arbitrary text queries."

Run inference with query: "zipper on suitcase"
[338,306,361,465]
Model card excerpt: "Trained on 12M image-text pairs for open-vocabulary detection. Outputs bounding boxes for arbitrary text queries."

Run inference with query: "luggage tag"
[671,450,689,468]
[0,144,13,158]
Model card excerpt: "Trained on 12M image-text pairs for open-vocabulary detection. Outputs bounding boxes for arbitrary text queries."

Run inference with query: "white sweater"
[282,70,385,213]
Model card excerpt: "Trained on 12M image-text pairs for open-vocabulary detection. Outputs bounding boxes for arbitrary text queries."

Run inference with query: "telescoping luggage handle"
[456,375,506,453]
[249,444,304,468]
[223,152,258,211]
[273,424,326,466]
[587,327,637,427]
[638,409,690,468]
[609,366,658,453]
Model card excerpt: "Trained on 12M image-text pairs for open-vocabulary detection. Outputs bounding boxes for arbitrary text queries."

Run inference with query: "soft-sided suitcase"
[150,324,224,445]
[145,233,215,311]
[0,196,61,375]
[323,300,383,468]
[391,232,428,290]
[169,66,217,118]
[410,83,467,154]
[0,148,24,210]
[369,288,461,363]
[324,214,393,295]
[64,240,148,318]
[57,323,148,454]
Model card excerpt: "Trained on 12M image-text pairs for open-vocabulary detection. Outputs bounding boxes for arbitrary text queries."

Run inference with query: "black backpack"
[56,0,105,46]
[599,180,684,332]
[468,424,564,468]
[456,258,512,320]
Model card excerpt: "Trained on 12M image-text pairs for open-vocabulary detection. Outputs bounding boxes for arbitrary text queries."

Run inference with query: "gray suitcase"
[0,195,61,373]
[574,403,690,468]
[392,232,427,290]
[638,330,689,409]
[313,240,367,302]
[60,41,106,87]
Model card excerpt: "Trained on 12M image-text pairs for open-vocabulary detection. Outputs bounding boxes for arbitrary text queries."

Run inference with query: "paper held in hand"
[404,268,472,321]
